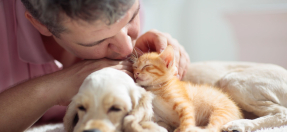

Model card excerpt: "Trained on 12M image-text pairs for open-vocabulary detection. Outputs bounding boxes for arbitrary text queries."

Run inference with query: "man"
[0,0,190,131]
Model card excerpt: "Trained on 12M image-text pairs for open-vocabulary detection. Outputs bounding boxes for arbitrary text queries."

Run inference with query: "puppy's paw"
[123,115,166,132]
[123,115,142,132]
[123,115,135,126]
[174,126,204,132]
[157,121,173,132]
[222,119,254,132]
[141,121,168,132]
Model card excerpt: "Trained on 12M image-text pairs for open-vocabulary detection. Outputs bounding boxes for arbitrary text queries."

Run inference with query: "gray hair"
[21,0,136,38]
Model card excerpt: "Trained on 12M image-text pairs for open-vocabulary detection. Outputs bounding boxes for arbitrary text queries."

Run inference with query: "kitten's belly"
[153,96,180,128]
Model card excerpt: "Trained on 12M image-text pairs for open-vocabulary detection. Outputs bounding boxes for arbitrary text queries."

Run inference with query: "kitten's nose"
[134,72,139,78]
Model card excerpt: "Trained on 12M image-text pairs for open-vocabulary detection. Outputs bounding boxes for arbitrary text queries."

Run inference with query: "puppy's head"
[64,68,143,132]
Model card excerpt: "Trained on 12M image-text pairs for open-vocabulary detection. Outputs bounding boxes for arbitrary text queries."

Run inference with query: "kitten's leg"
[173,102,197,132]
[222,101,287,132]
[206,107,241,132]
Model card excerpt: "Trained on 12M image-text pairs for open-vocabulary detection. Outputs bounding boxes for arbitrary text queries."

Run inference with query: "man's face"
[53,0,140,60]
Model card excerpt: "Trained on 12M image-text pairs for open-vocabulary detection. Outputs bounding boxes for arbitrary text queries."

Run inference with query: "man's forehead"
[62,16,110,33]
[61,1,139,33]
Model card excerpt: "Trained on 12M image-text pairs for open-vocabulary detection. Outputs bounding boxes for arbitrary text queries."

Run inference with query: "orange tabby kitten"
[131,45,242,132]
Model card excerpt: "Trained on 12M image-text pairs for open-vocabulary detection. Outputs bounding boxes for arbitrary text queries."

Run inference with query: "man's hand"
[54,59,133,106]
[134,29,190,80]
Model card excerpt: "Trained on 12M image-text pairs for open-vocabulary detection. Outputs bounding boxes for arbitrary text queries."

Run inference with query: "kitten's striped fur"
[132,45,242,132]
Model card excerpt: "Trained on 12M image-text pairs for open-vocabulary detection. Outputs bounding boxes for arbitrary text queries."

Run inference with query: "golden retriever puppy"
[183,61,287,132]
[64,68,166,132]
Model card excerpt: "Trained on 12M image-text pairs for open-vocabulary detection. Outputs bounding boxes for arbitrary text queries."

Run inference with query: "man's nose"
[112,27,133,57]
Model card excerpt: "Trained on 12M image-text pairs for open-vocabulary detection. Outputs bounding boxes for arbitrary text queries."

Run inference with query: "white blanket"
[26,123,287,132]
[25,123,64,132]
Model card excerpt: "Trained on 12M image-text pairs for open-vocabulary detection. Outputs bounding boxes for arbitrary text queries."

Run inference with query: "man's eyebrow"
[77,4,140,47]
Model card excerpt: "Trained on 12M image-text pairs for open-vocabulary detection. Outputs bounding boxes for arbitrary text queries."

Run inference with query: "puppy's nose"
[83,129,101,132]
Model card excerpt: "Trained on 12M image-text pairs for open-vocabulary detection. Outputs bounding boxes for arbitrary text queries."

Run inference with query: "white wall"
[141,0,287,64]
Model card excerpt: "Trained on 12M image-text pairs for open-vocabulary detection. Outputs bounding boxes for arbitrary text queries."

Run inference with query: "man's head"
[22,0,140,60]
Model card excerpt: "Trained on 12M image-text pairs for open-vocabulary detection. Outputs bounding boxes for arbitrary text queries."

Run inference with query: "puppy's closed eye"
[78,105,86,111]
[108,105,122,113]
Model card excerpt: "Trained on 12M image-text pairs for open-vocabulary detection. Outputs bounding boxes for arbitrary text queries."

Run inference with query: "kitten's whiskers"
[147,43,151,53]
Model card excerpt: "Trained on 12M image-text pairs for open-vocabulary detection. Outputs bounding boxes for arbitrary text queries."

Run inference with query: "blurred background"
[141,0,287,69]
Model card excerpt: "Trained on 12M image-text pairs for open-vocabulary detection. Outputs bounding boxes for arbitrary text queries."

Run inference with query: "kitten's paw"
[222,119,254,132]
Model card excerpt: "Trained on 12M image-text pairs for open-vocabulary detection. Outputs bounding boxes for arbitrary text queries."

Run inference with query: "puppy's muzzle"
[83,129,101,132]
[84,120,115,132]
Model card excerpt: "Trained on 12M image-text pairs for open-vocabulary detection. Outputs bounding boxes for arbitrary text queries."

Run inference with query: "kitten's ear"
[159,45,174,68]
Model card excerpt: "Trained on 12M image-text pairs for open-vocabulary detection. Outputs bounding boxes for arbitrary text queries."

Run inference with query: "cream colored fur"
[183,61,287,132]
[63,68,166,132]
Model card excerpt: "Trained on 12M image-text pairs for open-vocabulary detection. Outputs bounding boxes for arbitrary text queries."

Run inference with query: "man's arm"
[0,59,133,131]
[0,72,61,131]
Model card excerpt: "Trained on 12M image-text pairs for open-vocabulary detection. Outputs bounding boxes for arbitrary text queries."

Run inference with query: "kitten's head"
[131,45,177,87]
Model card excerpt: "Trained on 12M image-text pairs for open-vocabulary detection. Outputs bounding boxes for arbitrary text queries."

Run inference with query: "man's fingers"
[182,64,188,79]
[135,30,168,53]
[178,57,186,80]
[179,45,190,63]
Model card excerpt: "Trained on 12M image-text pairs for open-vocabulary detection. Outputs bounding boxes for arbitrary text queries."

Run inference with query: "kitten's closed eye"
[142,65,151,69]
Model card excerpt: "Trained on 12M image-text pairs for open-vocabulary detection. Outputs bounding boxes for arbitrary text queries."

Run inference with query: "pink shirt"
[0,0,62,91]
[0,0,65,123]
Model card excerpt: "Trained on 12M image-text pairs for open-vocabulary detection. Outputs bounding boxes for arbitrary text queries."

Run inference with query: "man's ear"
[25,11,53,36]
[159,45,174,68]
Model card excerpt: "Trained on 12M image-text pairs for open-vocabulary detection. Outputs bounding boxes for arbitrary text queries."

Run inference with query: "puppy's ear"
[64,102,78,132]
[129,85,143,109]
[129,85,155,121]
